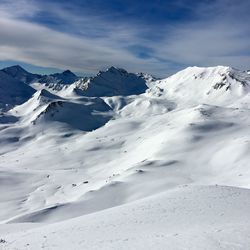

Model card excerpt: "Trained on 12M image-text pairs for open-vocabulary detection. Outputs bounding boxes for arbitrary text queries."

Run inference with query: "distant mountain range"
[0,65,151,110]
[1,65,79,85]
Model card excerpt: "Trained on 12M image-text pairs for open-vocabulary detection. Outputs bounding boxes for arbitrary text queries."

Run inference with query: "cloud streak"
[0,0,249,76]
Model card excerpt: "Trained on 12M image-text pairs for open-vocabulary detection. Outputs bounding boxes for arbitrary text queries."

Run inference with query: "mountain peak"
[1,65,41,84]
[38,70,79,85]
[150,65,250,105]
[2,65,29,75]
[96,66,128,76]
[106,66,127,74]
[79,67,147,97]
[61,70,76,76]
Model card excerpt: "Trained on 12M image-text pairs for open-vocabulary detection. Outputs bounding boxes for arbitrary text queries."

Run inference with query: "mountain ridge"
[1,65,41,84]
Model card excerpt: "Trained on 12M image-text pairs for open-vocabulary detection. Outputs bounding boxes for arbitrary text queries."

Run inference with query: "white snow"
[2,185,250,250]
[0,65,250,249]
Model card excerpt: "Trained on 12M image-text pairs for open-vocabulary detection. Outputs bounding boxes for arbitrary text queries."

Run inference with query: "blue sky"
[0,0,249,76]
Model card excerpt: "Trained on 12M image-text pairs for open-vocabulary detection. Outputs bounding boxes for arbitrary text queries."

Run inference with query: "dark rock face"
[1,65,41,84]
[81,67,148,97]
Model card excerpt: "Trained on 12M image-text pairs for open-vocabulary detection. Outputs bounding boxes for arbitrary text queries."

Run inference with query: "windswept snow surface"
[0,66,250,249]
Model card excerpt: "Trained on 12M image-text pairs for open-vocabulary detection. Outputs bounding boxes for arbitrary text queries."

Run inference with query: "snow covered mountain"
[50,70,79,84]
[75,66,148,96]
[0,70,35,111]
[32,70,79,91]
[0,65,250,250]
[1,65,41,84]
[37,70,79,85]
[149,66,250,106]
[31,98,112,131]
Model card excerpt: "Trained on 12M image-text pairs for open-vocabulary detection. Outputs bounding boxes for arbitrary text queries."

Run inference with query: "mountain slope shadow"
[33,98,113,131]
[78,67,148,97]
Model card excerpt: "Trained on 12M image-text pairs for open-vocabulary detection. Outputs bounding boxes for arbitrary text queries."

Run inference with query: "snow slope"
[0,65,250,249]
[10,89,113,131]
[149,66,250,107]
[32,98,112,131]
[2,185,250,250]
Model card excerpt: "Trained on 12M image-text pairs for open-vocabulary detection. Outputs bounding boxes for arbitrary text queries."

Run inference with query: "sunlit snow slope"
[0,66,250,249]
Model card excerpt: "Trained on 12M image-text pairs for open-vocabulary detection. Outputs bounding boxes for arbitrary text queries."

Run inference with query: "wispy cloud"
[0,15,167,75]
[0,0,249,76]
[152,0,250,70]
[0,0,39,18]
[154,22,250,69]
